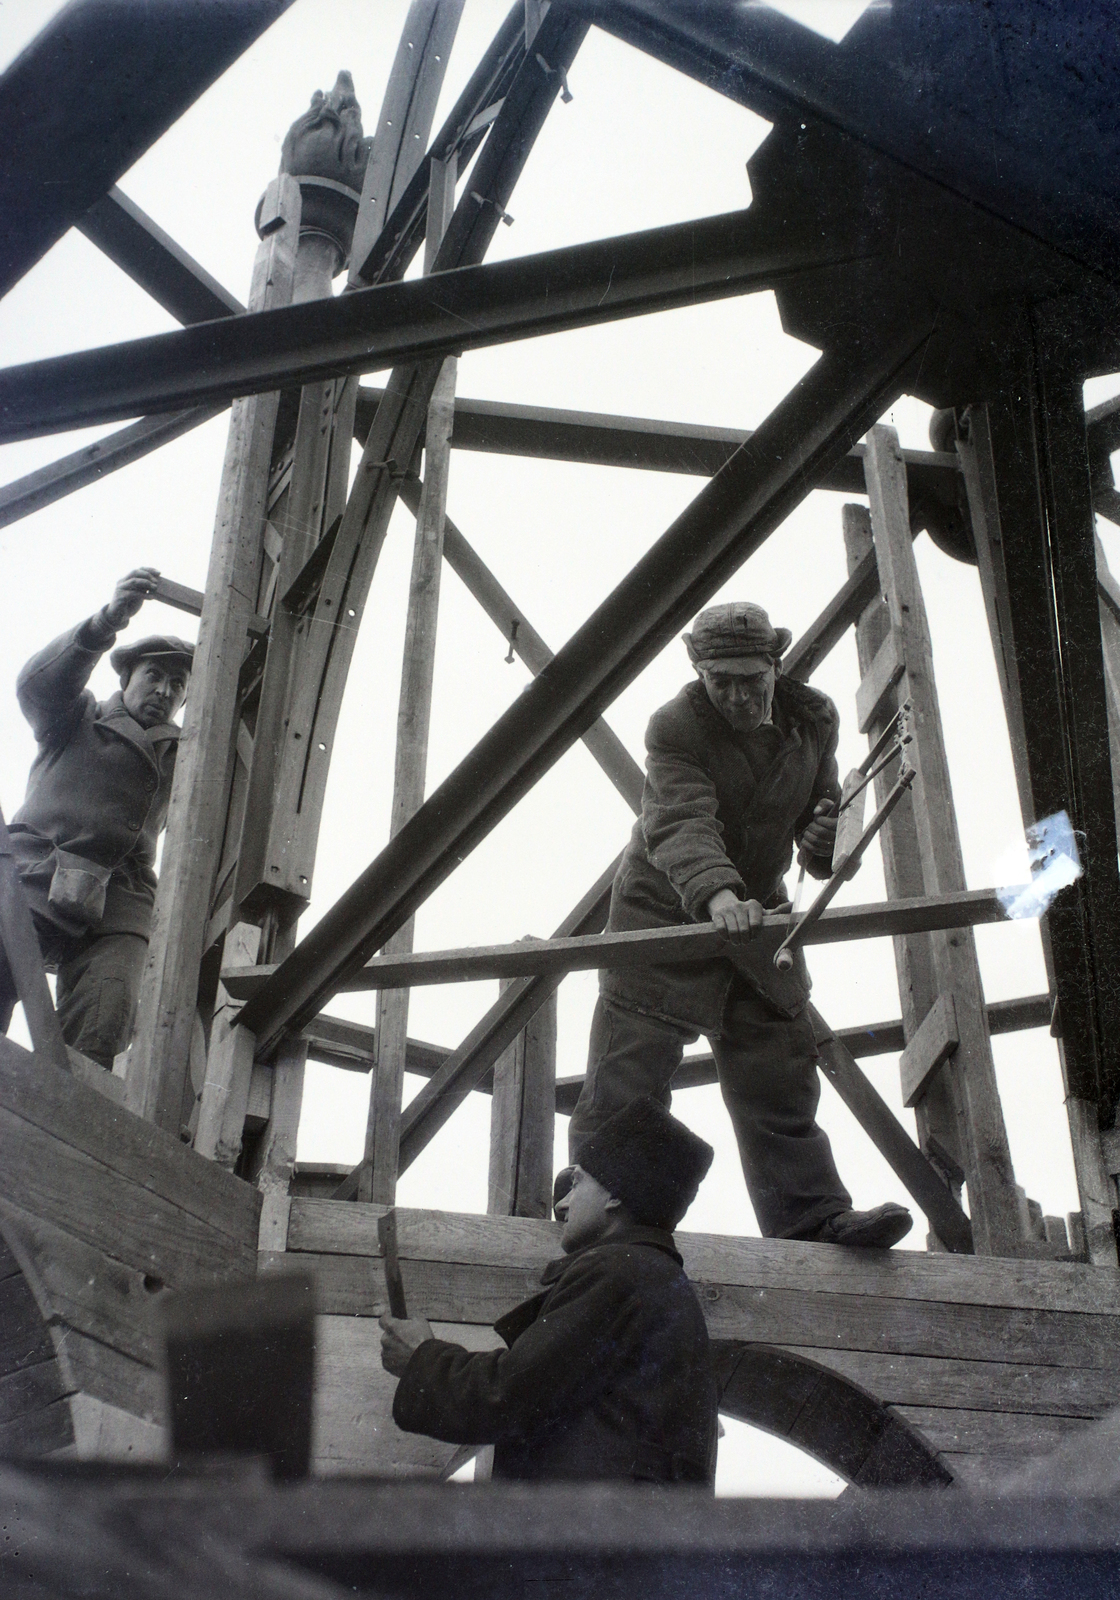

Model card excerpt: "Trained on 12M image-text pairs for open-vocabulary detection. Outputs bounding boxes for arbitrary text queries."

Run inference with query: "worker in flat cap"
[382,1099,719,1486]
[1,569,193,1067]
[566,602,912,1250]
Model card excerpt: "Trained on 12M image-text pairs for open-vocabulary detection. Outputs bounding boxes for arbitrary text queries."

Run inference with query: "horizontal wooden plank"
[900,993,959,1107]
[278,1251,557,1324]
[286,1249,1120,1369]
[896,1406,1090,1457]
[855,629,906,733]
[0,1199,162,1366]
[0,1102,255,1288]
[286,1201,1120,1315]
[702,1285,1120,1369]
[785,1346,1120,1419]
[223,890,1013,997]
[0,1036,259,1253]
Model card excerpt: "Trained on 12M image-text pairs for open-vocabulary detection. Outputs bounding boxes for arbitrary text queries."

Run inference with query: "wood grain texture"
[895,1405,1090,1456]
[51,1327,163,1423]
[285,1201,1120,1314]
[313,1313,482,1478]
[0,1198,162,1365]
[864,424,1022,1254]
[783,1345,1120,1418]
[0,1097,255,1286]
[0,1035,259,1254]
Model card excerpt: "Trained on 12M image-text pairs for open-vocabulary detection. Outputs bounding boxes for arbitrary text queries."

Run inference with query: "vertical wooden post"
[862,426,1024,1255]
[959,361,1120,1266]
[125,175,301,1132]
[362,156,458,1205]
[843,505,970,1234]
[488,978,556,1218]
[194,921,262,1166]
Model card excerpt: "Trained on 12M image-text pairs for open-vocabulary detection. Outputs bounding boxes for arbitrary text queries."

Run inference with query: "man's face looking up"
[123,659,189,729]
[698,659,777,733]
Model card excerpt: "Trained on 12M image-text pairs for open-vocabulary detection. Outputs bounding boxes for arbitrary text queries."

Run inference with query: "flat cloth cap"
[683,602,791,667]
[110,635,195,677]
[578,1097,714,1231]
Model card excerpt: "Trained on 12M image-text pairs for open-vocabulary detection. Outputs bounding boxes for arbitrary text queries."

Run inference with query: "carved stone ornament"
[257,70,372,267]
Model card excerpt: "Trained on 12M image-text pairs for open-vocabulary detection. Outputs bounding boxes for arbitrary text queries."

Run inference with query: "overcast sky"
[2,0,1118,1495]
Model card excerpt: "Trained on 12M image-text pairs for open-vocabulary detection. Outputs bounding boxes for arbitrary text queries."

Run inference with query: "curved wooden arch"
[714,1341,953,1489]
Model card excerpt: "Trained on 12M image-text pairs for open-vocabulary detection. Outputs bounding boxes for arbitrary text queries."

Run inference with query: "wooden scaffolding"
[1,0,1120,1499]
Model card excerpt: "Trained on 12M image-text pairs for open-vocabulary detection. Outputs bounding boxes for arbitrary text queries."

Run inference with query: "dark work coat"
[392,1225,718,1486]
[602,676,841,1032]
[9,622,180,940]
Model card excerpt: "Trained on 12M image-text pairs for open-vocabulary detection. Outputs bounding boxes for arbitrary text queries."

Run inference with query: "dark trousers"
[569,993,851,1239]
[0,923,147,1069]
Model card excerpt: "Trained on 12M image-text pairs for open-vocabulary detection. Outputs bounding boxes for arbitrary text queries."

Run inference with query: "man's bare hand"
[799,798,838,859]
[380,1313,435,1377]
[103,568,161,631]
[707,888,764,944]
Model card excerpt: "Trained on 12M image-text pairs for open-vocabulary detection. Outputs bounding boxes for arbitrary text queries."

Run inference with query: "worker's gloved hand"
[707,889,764,944]
[798,797,838,860]
[379,1312,436,1376]
[102,567,161,631]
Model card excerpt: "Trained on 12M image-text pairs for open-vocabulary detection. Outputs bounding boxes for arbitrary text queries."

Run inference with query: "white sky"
[2,0,1119,1498]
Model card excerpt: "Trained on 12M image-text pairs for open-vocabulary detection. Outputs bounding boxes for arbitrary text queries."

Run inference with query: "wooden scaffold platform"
[2,0,1120,1586]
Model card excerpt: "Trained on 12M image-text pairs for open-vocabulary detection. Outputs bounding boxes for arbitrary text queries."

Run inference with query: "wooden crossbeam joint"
[900,994,961,1108]
[856,628,906,733]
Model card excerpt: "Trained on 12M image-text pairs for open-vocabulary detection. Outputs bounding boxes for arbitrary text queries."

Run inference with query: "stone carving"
[275,70,372,270]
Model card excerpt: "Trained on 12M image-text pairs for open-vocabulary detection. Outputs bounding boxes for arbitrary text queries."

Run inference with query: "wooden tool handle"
[377,1209,408,1319]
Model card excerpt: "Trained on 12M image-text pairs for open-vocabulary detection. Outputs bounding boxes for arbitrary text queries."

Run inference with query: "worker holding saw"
[566,602,911,1250]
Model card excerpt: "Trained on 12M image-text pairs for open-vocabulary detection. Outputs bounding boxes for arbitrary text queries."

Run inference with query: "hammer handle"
[377,1209,409,1320]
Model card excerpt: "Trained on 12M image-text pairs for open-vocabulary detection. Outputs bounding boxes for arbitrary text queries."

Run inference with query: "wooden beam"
[900,995,960,1110]
[365,156,459,1207]
[346,0,465,288]
[553,994,1053,1115]
[843,501,972,1236]
[251,7,588,919]
[863,425,1023,1256]
[396,480,645,811]
[488,983,556,1219]
[819,1012,971,1252]
[960,343,1120,1265]
[223,888,1012,999]
[0,407,222,532]
[333,859,617,1198]
[357,385,963,502]
[76,187,244,325]
[124,175,301,1133]
[0,198,876,443]
[0,0,295,299]
[238,313,931,1052]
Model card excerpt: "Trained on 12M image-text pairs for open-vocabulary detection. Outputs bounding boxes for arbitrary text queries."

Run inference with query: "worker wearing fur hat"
[566,602,912,1251]
[0,569,193,1068]
[382,1098,719,1485]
